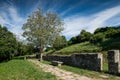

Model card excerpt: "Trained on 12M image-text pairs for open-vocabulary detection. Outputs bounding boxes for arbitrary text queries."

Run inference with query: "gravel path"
[28,59,96,80]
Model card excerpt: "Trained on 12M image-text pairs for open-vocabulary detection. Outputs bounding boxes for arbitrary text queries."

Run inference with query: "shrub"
[90,33,105,44]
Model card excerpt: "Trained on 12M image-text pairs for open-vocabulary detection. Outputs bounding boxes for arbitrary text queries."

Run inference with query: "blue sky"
[0,0,120,40]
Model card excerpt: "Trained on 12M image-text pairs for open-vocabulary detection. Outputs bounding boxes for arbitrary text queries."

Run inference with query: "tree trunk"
[39,46,44,61]
[39,52,43,61]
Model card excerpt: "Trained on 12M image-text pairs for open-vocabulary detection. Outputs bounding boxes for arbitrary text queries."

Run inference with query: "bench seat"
[51,61,63,66]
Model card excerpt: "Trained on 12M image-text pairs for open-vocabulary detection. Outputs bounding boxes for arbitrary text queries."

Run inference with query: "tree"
[15,41,34,56]
[53,36,67,50]
[0,25,17,61]
[68,37,78,45]
[94,27,120,38]
[90,33,105,44]
[22,9,64,61]
[94,27,109,34]
[77,30,92,42]
[105,28,116,38]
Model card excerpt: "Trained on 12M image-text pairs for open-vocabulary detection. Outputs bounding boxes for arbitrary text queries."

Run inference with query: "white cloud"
[0,16,6,25]
[0,6,26,40]
[60,1,85,17]
[63,5,120,39]
[0,12,10,25]
[8,7,23,23]
[60,5,77,17]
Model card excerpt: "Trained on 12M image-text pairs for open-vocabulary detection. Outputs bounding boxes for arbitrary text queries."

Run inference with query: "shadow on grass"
[13,55,36,60]
[13,56,24,60]
[0,59,10,63]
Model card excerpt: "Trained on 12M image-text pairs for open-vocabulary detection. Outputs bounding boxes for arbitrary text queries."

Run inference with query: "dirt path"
[28,59,97,80]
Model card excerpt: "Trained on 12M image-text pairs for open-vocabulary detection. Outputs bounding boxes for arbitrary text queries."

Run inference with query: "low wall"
[71,53,103,71]
[43,55,72,65]
[43,53,103,71]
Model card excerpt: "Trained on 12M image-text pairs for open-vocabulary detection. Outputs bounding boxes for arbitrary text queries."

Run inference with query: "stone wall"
[43,53,103,71]
[108,50,120,74]
[71,53,103,71]
[43,55,72,65]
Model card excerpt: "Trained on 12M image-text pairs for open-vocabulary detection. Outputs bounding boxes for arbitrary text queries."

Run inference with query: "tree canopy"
[68,26,120,45]
[53,36,67,50]
[0,25,17,61]
[22,9,64,60]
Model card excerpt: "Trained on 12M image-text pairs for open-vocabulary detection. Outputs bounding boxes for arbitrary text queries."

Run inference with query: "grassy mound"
[53,42,102,55]
[0,59,56,80]
[49,38,120,55]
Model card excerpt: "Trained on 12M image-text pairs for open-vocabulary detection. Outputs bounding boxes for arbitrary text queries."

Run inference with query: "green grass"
[42,60,118,80]
[42,60,51,64]
[0,59,56,80]
[53,42,102,55]
[44,50,55,55]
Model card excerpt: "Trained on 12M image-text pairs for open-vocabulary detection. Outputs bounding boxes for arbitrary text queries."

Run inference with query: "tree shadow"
[13,56,25,60]
[0,59,10,63]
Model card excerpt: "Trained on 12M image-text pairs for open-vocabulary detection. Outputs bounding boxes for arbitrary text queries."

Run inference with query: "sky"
[0,0,120,40]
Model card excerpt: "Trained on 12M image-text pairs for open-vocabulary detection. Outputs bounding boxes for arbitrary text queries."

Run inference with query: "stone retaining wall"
[43,55,72,65]
[36,50,120,75]
[71,53,103,71]
[43,53,103,71]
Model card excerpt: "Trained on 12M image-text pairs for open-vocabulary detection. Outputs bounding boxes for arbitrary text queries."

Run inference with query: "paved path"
[28,59,96,80]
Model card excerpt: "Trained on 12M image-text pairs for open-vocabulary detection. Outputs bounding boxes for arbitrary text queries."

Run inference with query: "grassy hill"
[52,42,102,55]
[48,38,120,55]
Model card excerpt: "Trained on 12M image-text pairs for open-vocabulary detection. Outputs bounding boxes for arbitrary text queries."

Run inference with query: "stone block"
[108,50,120,74]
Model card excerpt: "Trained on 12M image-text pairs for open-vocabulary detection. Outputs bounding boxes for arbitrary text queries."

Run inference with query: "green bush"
[90,33,105,44]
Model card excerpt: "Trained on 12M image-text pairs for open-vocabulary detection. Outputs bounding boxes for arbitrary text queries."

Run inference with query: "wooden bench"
[51,61,63,66]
